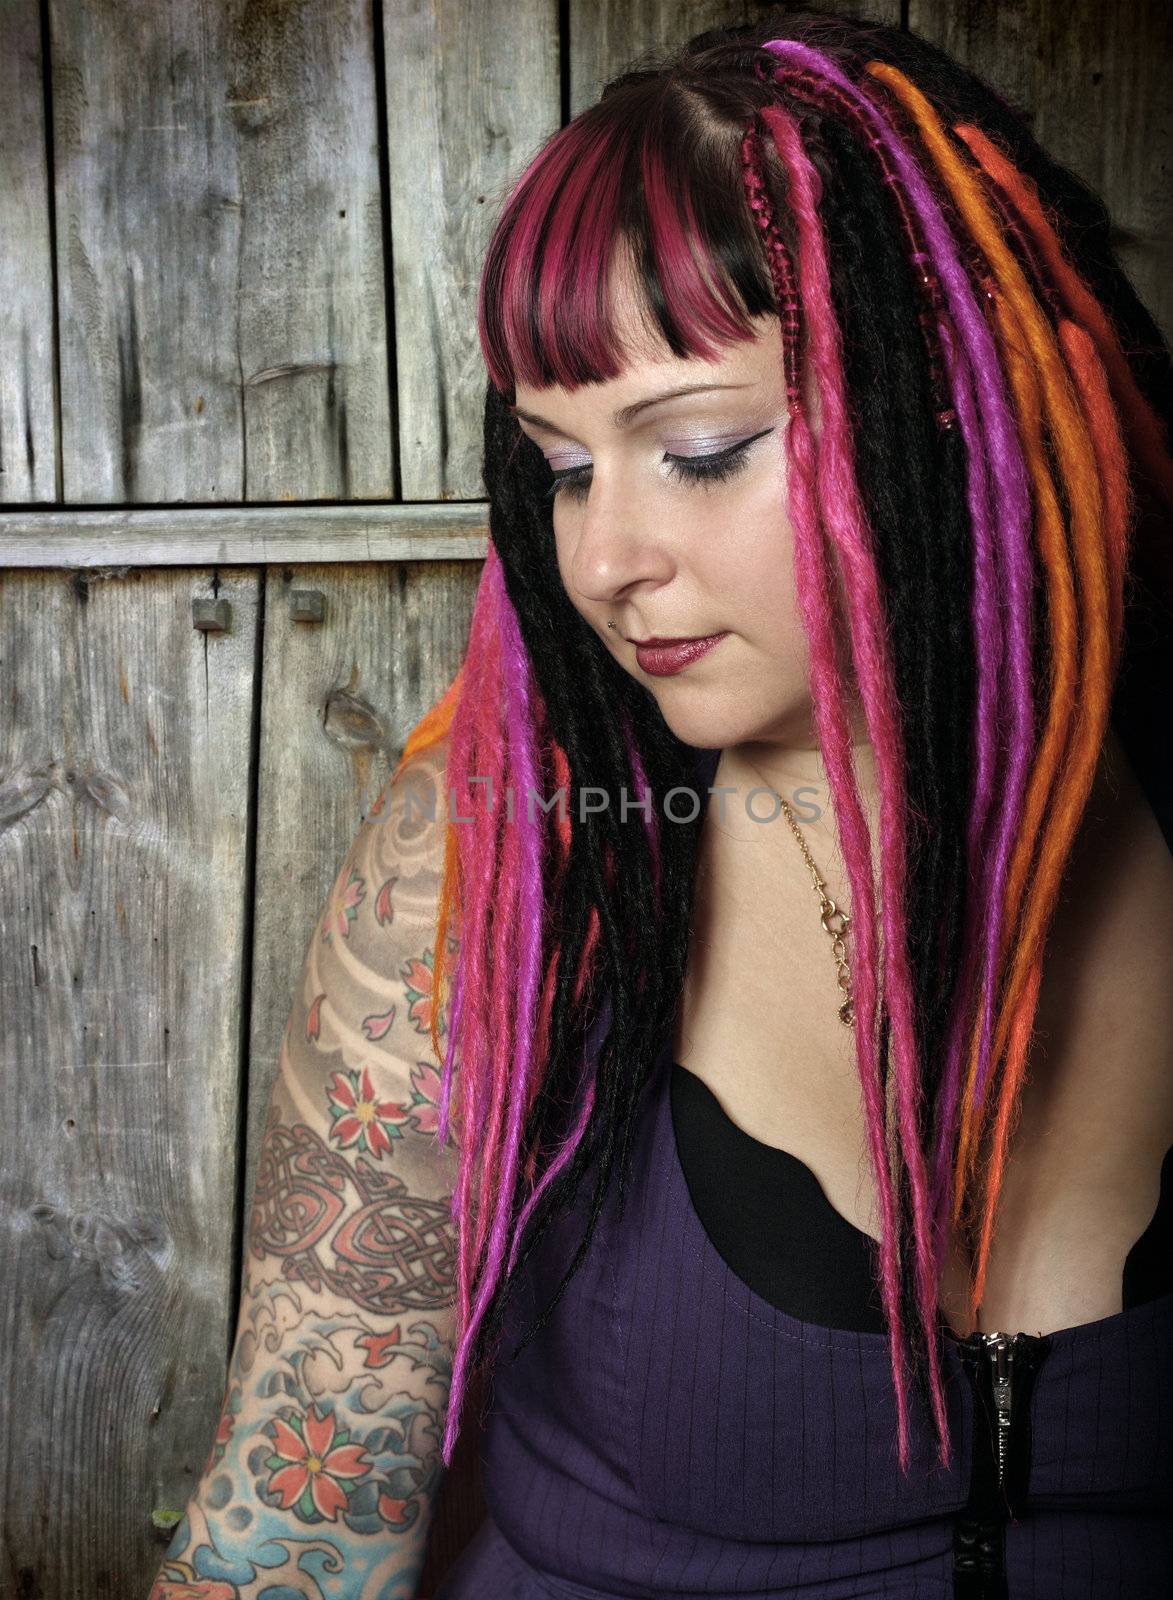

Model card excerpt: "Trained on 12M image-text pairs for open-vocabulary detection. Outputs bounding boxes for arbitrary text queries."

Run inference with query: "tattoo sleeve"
[147,741,462,1600]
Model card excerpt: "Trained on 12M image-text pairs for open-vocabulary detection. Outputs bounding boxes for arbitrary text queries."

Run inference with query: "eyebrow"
[508,382,753,436]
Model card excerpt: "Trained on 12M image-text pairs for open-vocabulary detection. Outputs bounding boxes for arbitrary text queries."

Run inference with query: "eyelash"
[542,429,773,503]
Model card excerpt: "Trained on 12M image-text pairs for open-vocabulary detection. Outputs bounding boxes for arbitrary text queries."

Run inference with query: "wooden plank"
[49,0,392,501]
[382,0,560,500]
[0,0,57,503]
[909,0,1173,344]
[0,501,489,567]
[0,566,259,1591]
[569,0,903,118]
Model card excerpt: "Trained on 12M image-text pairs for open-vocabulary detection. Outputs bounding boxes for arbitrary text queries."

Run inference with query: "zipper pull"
[983,1332,1015,1491]
[952,1323,1051,1583]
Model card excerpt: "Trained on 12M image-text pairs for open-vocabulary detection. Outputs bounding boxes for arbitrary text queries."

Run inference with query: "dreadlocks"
[395,7,1173,1473]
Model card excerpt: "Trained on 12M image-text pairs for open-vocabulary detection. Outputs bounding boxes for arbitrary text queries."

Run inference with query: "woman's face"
[510,308,821,757]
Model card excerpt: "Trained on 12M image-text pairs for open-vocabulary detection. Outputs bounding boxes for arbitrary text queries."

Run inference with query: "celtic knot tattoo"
[250,1104,456,1314]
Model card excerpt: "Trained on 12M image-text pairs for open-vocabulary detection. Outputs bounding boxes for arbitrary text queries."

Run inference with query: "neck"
[722,707,878,815]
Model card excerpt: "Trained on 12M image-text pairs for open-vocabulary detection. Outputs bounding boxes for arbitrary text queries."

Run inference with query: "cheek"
[551,522,582,610]
[546,460,807,653]
[706,472,803,648]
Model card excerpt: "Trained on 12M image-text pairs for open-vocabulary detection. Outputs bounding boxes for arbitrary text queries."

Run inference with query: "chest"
[673,734,1173,1339]
[672,829,978,1335]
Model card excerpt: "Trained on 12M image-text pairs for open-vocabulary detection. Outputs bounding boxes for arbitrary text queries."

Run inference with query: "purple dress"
[433,748,1173,1598]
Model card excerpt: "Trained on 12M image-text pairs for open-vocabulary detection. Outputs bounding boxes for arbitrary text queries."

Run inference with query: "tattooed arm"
[148,737,461,1600]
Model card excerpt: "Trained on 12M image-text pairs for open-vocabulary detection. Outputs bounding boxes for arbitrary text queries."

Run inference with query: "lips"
[631,632,729,677]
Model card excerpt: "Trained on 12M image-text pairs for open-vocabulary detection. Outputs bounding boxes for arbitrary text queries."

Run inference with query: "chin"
[637,686,735,753]
[639,679,793,757]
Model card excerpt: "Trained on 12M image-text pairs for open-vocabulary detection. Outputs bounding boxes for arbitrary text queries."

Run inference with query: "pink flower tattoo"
[263,1402,372,1522]
[326,1066,413,1158]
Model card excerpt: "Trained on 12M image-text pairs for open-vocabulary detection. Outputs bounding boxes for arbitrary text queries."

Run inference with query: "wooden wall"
[0,2,1168,1595]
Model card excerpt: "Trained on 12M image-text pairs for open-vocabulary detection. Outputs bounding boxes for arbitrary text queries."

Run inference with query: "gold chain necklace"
[743,759,855,1029]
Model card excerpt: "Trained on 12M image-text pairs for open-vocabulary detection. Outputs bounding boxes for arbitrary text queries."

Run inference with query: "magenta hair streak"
[478,105,767,393]
[753,93,948,1470]
[439,545,558,1465]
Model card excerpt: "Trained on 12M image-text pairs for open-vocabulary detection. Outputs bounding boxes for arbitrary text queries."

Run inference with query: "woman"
[424,9,1173,1597]
[150,9,1173,1600]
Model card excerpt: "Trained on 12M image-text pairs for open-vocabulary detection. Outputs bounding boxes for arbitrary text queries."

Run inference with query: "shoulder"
[971,726,1173,1329]
[357,731,451,878]
[316,731,452,965]
[291,731,456,1116]
[1030,723,1173,1116]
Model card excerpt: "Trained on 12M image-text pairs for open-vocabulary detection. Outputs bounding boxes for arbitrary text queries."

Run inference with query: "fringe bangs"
[476,75,778,393]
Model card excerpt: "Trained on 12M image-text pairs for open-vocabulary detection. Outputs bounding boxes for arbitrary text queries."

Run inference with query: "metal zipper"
[965,1327,1051,1500]
[982,1331,1015,1491]
[951,1325,1052,1596]
[957,1328,1030,1505]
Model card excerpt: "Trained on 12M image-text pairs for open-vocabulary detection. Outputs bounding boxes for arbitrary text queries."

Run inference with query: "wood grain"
[0,0,57,503]
[570,0,902,117]
[382,0,560,499]
[0,501,489,567]
[0,566,259,1587]
[49,0,393,502]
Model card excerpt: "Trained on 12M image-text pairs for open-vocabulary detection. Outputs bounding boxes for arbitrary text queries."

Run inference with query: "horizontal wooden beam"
[0,502,490,567]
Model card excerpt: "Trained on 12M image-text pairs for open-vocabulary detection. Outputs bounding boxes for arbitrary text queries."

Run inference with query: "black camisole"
[671,1059,1173,1332]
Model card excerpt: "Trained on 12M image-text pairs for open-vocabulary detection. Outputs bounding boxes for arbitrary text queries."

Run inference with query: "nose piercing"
[607,621,616,630]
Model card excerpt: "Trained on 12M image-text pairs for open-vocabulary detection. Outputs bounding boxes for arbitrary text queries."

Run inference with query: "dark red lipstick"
[629,632,729,677]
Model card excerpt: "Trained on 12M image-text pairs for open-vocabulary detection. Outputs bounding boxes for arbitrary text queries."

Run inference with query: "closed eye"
[543,426,775,503]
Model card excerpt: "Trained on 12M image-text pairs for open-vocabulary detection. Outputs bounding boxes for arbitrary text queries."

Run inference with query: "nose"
[562,475,675,607]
